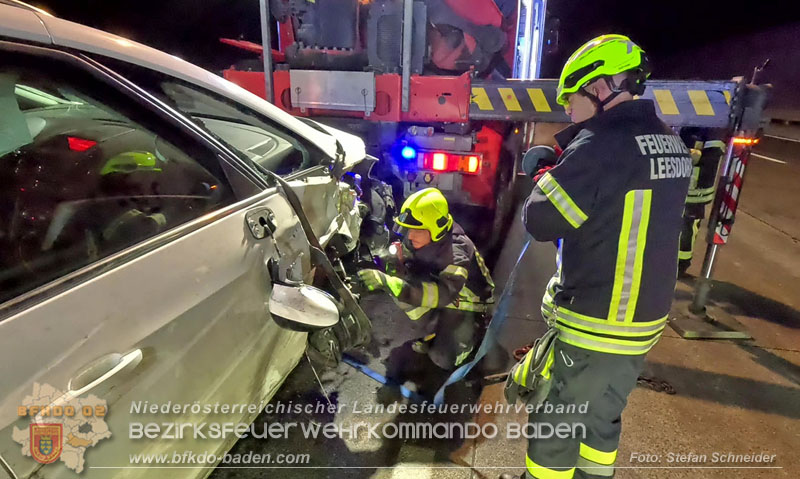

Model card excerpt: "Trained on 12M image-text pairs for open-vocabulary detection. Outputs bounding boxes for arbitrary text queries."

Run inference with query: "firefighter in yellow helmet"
[357,187,494,371]
[503,34,691,479]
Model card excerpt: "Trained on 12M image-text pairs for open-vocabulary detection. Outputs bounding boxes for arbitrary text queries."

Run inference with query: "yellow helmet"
[100,151,162,175]
[556,34,650,107]
[394,188,453,242]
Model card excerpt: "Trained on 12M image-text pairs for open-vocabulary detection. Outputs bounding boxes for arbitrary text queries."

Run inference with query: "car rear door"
[0,43,309,478]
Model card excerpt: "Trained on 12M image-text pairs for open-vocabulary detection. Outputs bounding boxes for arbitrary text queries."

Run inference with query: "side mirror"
[269,283,340,331]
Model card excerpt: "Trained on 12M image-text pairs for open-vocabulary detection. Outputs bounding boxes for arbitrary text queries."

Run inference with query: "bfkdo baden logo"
[30,424,63,464]
[12,383,111,473]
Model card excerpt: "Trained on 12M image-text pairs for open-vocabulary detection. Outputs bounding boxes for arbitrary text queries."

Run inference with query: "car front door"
[0,44,309,478]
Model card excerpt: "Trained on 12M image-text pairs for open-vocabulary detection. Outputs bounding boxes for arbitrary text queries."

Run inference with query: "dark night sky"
[35,0,265,71]
[546,0,796,60]
[33,0,800,110]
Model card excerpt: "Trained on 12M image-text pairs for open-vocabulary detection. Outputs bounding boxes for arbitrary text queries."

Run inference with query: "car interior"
[0,69,227,304]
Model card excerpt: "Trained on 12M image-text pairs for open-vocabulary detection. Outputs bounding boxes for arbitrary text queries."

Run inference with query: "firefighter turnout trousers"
[525,341,645,479]
[678,131,726,269]
[678,204,703,266]
[422,308,480,370]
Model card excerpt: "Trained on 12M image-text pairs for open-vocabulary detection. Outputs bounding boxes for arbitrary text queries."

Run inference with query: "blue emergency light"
[401,146,416,160]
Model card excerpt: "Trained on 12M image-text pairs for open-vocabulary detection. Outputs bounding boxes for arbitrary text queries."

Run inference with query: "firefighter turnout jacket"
[395,223,495,321]
[524,99,691,355]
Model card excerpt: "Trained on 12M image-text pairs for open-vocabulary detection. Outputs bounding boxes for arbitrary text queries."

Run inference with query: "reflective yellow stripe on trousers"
[576,443,617,477]
[686,185,715,203]
[446,302,488,313]
[679,219,701,260]
[406,302,487,319]
[526,455,574,479]
[404,305,431,320]
[448,285,490,313]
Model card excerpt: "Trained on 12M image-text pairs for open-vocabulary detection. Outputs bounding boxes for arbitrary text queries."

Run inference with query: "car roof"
[0,2,343,159]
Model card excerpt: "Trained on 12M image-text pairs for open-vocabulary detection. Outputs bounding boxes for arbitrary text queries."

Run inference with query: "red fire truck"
[220,0,756,247]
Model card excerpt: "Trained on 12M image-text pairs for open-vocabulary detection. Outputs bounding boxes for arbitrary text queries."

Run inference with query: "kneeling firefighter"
[357,188,495,370]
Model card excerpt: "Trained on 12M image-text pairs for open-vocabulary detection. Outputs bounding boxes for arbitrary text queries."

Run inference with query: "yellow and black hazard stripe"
[470,79,567,123]
[469,79,738,129]
[642,80,735,128]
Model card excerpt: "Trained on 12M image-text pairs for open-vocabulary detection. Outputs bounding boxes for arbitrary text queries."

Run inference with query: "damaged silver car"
[0,3,391,477]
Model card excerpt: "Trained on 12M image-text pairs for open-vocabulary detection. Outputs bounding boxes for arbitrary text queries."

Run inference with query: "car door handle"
[67,349,143,397]
[32,350,142,423]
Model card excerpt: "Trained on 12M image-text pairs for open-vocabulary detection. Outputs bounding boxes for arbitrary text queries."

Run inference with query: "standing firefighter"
[503,35,692,479]
[678,128,726,275]
[357,188,494,371]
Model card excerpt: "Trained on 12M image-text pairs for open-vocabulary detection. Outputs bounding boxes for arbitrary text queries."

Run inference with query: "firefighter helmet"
[394,188,453,242]
[100,151,163,175]
[556,34,650,106]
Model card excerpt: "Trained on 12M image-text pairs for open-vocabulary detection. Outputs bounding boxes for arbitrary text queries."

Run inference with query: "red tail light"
[420,151,481,175]
[67,137,97,152]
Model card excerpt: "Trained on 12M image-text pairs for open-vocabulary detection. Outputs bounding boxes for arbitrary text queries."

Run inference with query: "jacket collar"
[587,98,657,125]
[554,99,657,149]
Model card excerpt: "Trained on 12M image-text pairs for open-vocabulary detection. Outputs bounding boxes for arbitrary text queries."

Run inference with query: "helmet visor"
[392,223,409,238]
[395,209,423,226]
[563,60,605,91]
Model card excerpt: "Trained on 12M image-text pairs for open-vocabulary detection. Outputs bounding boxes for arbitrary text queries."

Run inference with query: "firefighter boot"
[678,258,691,277]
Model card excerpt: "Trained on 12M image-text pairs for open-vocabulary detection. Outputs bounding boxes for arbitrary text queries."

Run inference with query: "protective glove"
[533,165,555,183]
[357,269,405,297]
[504,328,558,406]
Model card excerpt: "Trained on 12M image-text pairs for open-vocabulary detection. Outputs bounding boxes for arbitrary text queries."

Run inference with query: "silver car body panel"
[0,188,310,478]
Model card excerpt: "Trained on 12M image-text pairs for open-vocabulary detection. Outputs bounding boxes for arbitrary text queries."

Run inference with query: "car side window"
[0,59,234,304]
[163,82,320,174]
[92,58,322,176]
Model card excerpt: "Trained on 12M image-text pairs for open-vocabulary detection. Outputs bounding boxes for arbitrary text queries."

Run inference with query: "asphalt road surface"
[743,131,800,241]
